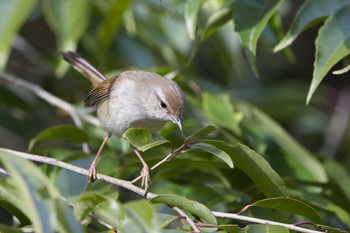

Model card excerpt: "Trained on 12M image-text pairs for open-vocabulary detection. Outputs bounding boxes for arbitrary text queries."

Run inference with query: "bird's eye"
[160,101,167,109]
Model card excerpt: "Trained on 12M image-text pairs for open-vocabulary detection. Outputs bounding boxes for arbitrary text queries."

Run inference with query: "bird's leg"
[131,146,150,194]
[87,132,111,182]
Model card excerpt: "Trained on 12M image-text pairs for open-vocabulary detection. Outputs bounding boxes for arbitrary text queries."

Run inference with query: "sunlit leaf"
[233,0,283,76]
[274,0,349,52]
[41,0,89,76]
[204,141,288,197]
[28,125,89,152]
[202,93,242,135]
[184,0,205,40]
[122,128,169,152]
[0,151,82,232]
[186,125,216,141]
[151,194,217,225]
[307,5,350,104]
[251,197,321,223]
[244,224,289,233]
[0,0,36,69]
[191,142,234,168]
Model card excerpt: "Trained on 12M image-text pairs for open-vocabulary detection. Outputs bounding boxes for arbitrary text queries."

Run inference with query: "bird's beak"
[172,117,183,132]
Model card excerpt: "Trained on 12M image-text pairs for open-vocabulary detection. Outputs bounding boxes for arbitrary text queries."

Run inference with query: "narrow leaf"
[274,0,349,52]
[233,0,283,76]
[191,142,234,168]
[41,0,89,76]
[124,200,159,233]
[186,125,216,141]
[251,197,321,223]
[151,194,217,225]
[97,0,132,52]
[0,151,82,232]
[122,128,169,152]
[307,5,350,104]
[237,101,328,182]
[0,0,36,69]
[202,93,242,134]
[204,141,288,197]
[185,0,205,40]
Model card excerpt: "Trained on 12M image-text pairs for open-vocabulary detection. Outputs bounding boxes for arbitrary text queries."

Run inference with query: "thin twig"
[212,211,325,233]
[173,206,201,233]
[131,141,190,183]
[0,71,98,154]
[0,71,99,127]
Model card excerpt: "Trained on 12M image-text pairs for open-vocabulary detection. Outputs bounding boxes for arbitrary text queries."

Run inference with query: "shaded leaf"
[151,194,217,225]
[233,0,283,76]
[0,0,36,69]
[237,101,328,182]
[28,125,89,152]
[324,159,350,203]
[274,0,349,52]
[251,197,321,223]
[122,128,169,152]
[97,0,132,52]
[204,141,288,197]
[191,142,234,168]
[307,5,350,104]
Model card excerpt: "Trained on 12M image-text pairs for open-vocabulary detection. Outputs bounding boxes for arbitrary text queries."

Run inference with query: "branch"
[0,71,99,127]
[212,211,325,233]
[0,148,326,233]
[0,148,156,199]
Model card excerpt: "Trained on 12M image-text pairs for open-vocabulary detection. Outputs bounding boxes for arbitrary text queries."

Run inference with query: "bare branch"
[212,211,325,233]
[0,71,99,127]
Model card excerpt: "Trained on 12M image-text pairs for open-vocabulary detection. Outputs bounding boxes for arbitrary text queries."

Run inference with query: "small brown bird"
[61,51,185,192]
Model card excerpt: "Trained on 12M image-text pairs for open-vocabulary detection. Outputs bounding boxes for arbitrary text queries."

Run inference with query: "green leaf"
[307,5,350,104]
[186,125,216,141]
[124,200,159,233]
[0,0,37,69]
[28,125,89,152]
[191,142,234,168]
[0,150,82,232]
[41,0,89,76]
[200,3,233,41]
[202,93,242,134]
[244,224,289,233]
[237,101,328,182]
[97,0,132,52]
[204,141,288,197]
[122,128,169,152]
[251,197,321,223]
[185,0,205,40]
[324,158,350,203]
[274,0,349,52]
[233,0,283,77]
[151,194,217,225]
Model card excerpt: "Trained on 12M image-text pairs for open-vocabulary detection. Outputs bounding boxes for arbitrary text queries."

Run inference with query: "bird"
[61,51,185,192]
